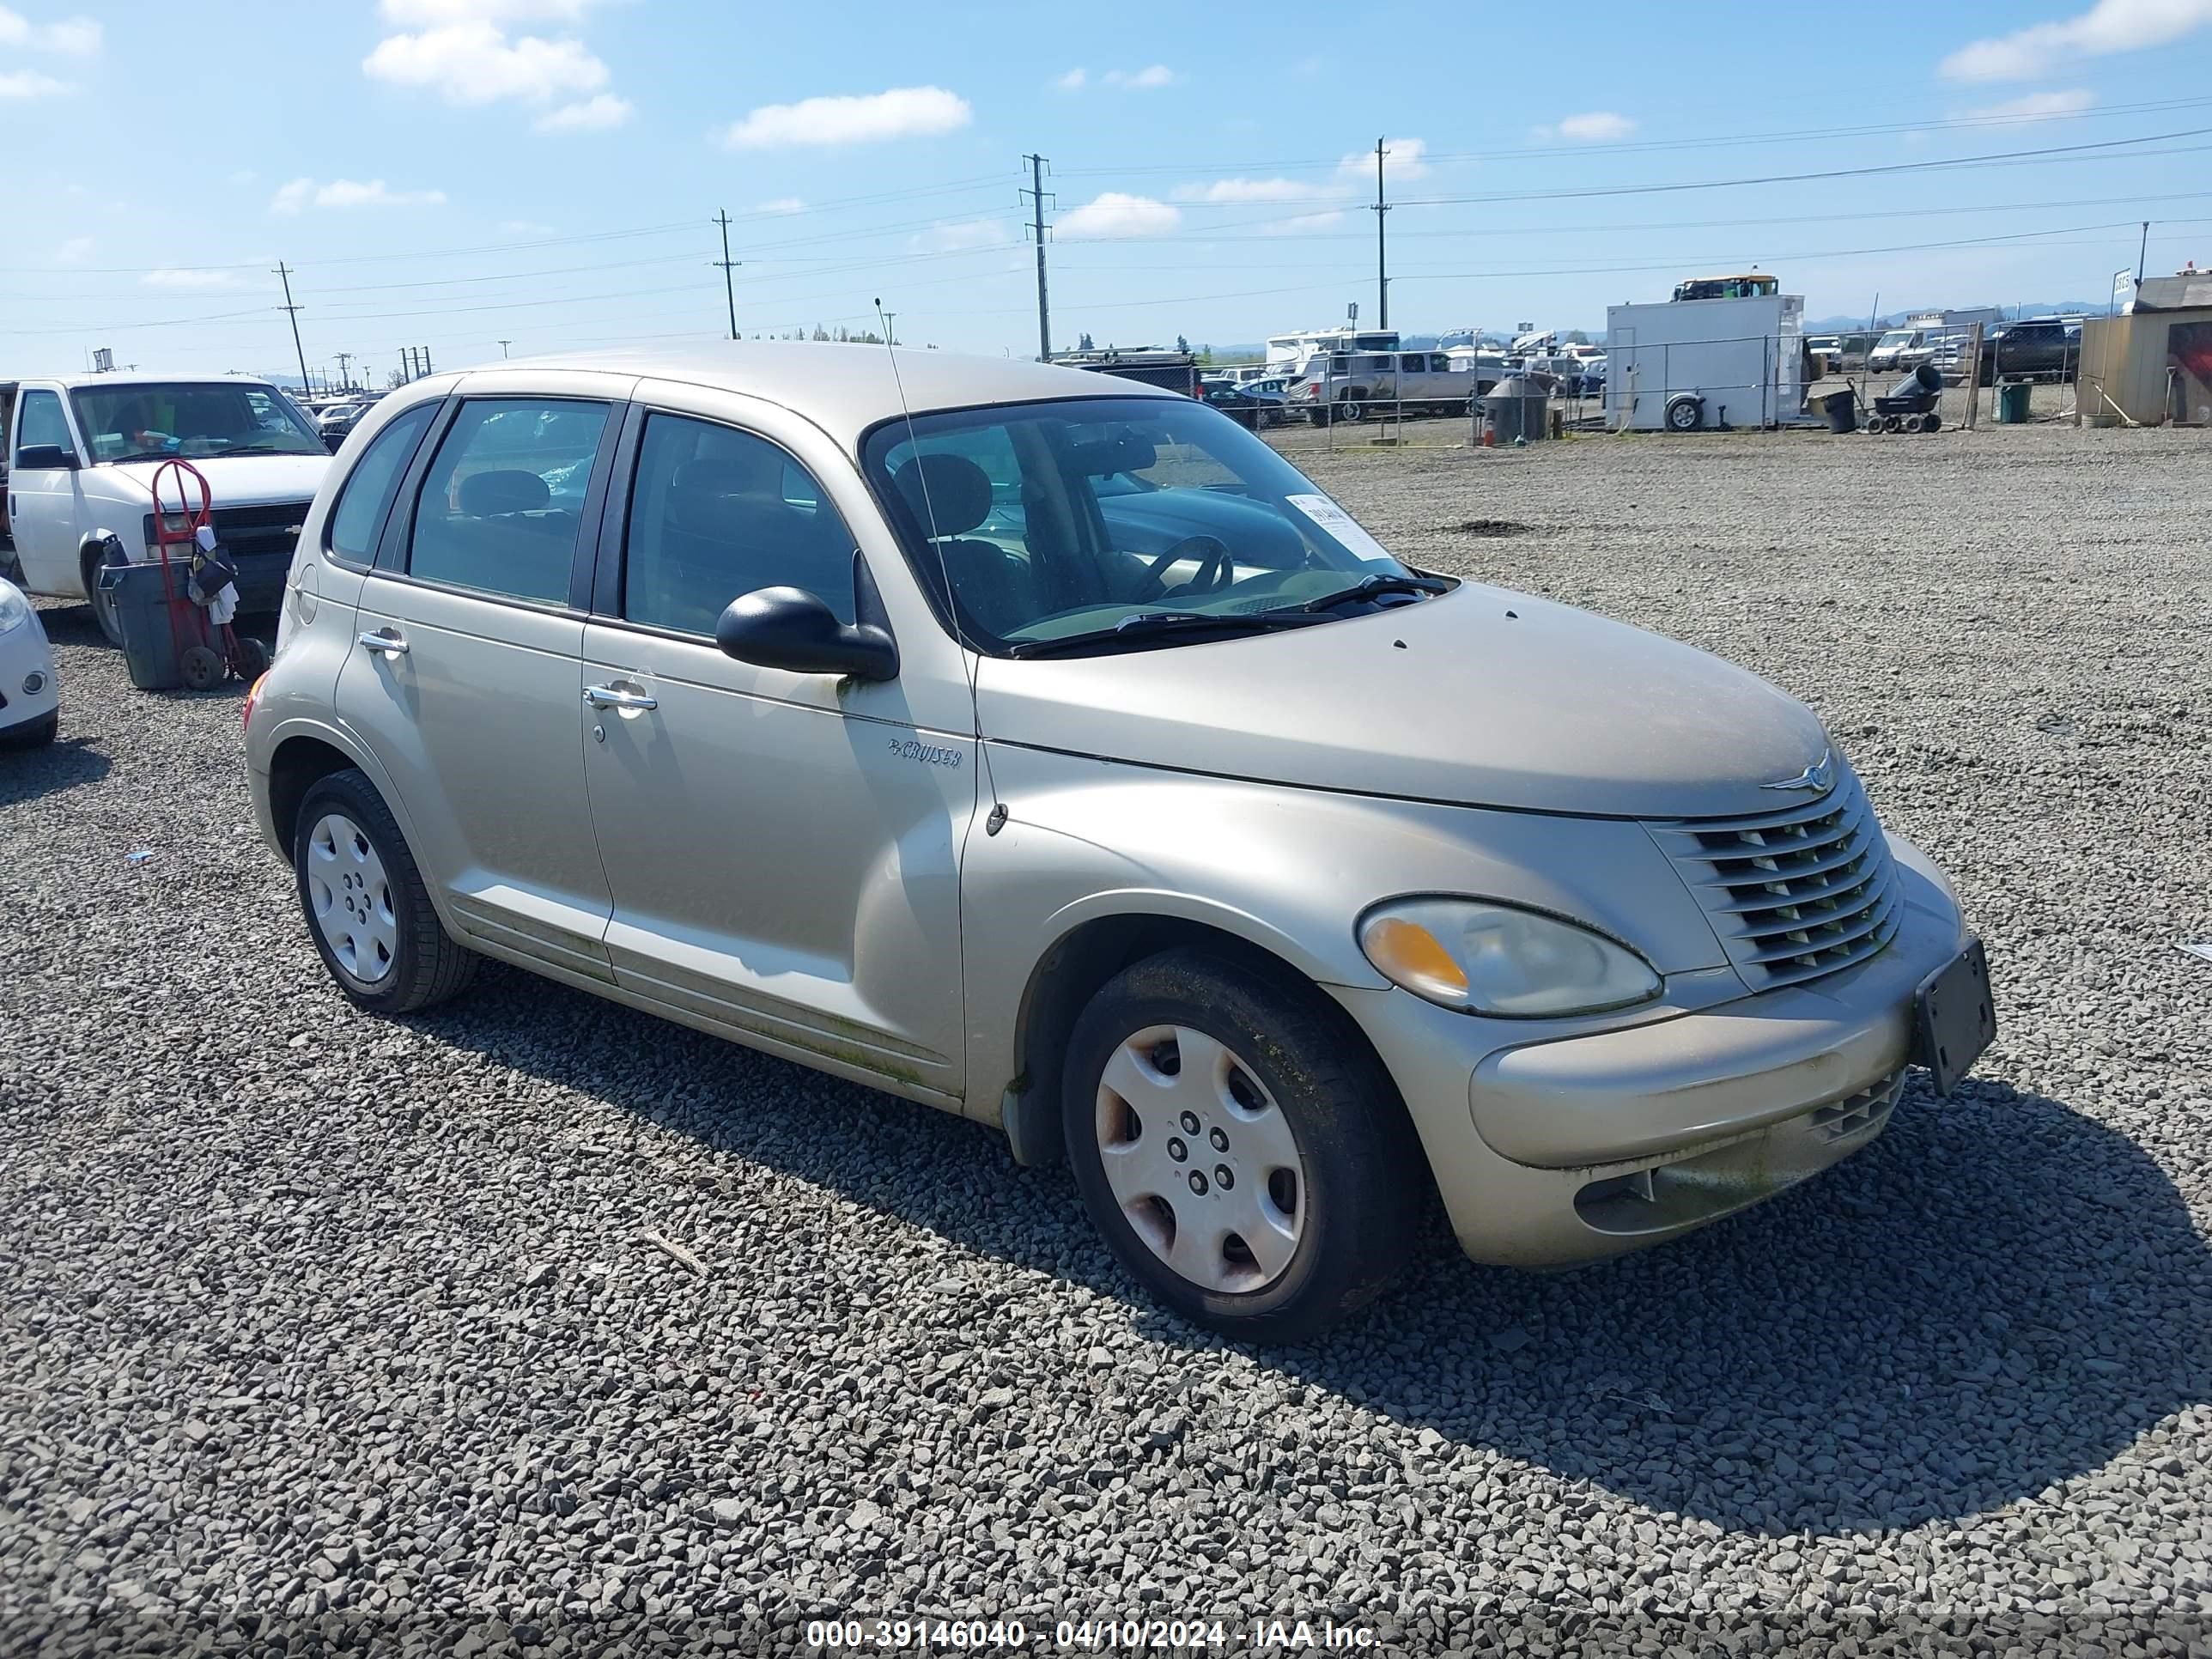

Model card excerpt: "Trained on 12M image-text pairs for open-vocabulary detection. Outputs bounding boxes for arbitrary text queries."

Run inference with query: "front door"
[7,388,88,597]
[336,393,622,981]
[578,399,971,1100]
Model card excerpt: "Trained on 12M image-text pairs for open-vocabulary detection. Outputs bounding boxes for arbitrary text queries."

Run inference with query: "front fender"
[959,743,1722,1122]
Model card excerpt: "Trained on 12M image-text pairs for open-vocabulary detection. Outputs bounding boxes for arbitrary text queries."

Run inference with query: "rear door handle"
[583,683,657,711]
[357,628,409,658]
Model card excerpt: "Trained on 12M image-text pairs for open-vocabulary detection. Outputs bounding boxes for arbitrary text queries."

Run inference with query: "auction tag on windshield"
[1285,493,1393,562]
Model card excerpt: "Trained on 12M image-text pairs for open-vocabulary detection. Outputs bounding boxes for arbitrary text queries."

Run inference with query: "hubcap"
[1094,1024,1307,1294]
[306,812,398,984]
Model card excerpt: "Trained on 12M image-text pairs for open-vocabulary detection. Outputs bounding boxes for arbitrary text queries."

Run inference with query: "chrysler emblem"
[1761,751,1835,793]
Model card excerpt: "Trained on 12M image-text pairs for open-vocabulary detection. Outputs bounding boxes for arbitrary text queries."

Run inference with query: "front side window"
[863,395,1437,656]
[328,404,438,562]
[68,381,324,463]
[408,398,610,604]
[621,413,858,635]
[15,390,71,459]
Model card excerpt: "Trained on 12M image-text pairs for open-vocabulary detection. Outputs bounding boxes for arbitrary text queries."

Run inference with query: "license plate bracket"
[1913,937,1995,1097]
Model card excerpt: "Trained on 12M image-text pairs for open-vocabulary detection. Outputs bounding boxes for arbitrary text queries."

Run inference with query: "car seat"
[891,453,1036,638]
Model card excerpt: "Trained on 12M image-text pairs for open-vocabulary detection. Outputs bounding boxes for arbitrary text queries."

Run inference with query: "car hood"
[974,581,1831,818]
[103,453,330,506]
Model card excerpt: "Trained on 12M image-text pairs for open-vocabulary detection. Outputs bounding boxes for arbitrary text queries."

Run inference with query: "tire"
[1919,411,1942,434]
[1305,410,1328,428]
[293,768,479,1014]
[0,709,58,748]
[81,550,125,647]
[1062,947,1424,1341]
[234,635,272,680]
[1665,396,1704,433]
[1338,399,1365,423]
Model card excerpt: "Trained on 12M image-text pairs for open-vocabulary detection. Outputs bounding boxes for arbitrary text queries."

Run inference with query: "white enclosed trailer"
[1605,292,1808,431]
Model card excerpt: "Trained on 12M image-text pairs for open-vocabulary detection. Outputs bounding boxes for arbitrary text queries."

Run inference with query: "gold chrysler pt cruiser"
[244,344,1994,1340]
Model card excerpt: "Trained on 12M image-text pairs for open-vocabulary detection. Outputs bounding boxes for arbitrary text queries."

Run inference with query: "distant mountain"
[1805,301,2108,331]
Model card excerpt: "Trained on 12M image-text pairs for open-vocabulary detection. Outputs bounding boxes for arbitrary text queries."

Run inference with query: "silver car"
[243,346,1994,1340]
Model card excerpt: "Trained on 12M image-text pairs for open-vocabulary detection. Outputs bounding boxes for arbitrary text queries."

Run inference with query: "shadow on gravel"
[428,965,2209,1539]
[0,736,109,805]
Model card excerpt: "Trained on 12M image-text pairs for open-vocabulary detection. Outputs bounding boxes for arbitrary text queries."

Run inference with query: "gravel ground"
[3,419,2209,1657]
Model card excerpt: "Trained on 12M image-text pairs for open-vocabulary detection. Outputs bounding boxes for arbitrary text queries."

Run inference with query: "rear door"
[335,379,628,981]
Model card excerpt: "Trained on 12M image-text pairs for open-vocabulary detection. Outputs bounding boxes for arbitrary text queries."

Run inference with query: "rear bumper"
[1334,848,1973,1268]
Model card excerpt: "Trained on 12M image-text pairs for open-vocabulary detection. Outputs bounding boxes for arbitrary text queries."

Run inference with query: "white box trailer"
[1605,293,1808,431]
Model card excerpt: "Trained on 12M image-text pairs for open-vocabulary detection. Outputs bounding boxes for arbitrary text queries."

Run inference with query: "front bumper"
[1334,850,1973,1268]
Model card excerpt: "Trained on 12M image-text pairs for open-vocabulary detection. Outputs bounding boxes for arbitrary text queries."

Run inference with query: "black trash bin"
[1822,389,1857,434]
[99,559,194,691]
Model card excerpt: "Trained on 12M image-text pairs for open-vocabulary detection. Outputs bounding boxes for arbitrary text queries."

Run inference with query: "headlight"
[0,583,29,635]
[1358,897,1660,1017]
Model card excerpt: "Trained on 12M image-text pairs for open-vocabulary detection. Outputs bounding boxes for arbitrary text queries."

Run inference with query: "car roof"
[470,342,1181,443]
[33,372,287,391]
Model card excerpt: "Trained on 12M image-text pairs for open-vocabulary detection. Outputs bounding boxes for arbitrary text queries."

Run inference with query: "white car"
[0,577,58,746]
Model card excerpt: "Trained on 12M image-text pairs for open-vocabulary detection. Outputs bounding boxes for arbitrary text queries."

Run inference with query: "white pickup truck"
[2,374,331,644]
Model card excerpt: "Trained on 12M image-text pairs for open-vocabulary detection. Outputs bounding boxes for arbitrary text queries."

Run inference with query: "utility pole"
[714,210,739,340]
[1022,154,1054,362]
[2137,219,2151,285]
[273,262,311,397]
[882,311,897,346]
[498,338,512,358]
[1371,137,1392,331]
[335,350,353,391]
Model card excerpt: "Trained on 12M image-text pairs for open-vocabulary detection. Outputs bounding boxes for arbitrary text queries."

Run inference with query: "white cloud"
[142,268,238,289]
[0,7,100,52]
[1964,88,2097,123]
[721,85,970,149]
[1173,176,1314,204]
[1336,136,1430,185]
[754,197,806,215]
[1054,67,1085,90]
[1264,210,1347,235]
[0,69,69,97]
[913,216,1008,252]
[533,91,630,131]
[272,177,447,214]
[53,236,93,264]
[1103,64,1176,88]
[364,21,607,104]
[1941,0,2212,80]
[1536,111,1637,143]
[1059,192,1179,238]
[380,0,597,20]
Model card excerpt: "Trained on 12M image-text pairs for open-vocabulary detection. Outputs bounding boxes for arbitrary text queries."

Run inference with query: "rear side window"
[407,398,610,604]
[327,404,436,562]
[14,390,70,459]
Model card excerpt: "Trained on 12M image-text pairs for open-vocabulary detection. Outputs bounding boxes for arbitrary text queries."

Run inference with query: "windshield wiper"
[1007,609,1313,659]
[198,442,306,458]
[102,449,180,465]
[1278,571,1451,614]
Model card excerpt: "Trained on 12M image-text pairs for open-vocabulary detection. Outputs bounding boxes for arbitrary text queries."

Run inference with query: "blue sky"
[7,0,2212,381]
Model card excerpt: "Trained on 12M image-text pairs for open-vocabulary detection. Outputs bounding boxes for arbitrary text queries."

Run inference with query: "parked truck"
[3,374,332,643]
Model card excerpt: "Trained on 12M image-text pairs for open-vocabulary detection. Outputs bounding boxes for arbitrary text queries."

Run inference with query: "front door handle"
[582,683,657,711]
[357,628,409,658]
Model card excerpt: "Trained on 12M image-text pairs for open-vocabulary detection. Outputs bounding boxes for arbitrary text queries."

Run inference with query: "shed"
[2076,309,2212,426]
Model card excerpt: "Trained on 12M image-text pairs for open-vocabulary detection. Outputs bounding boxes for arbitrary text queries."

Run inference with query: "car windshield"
[71,381,325,462]
[1876,331,1915,349]
[862,395,1435,655]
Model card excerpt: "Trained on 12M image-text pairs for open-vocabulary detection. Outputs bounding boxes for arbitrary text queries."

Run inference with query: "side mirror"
[15,444,79,471]
[715,585,898,681]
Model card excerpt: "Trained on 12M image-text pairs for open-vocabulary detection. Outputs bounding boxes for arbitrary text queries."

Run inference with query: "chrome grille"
[1647,774,1901,991]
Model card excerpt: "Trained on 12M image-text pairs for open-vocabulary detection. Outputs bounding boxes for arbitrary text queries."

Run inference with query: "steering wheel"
[1133,534,1235,602]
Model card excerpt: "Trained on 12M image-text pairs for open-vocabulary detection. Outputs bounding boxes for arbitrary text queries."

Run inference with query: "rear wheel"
[294,768,479,1014]
[1062,948,1423,1341]
[1338,398,1365,423]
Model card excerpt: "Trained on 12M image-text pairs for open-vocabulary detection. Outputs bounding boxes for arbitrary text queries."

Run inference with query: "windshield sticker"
[1284,494,1393,563]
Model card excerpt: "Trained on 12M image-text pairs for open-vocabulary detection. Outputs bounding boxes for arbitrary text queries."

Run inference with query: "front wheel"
[1337,399,1365,423]
[1062,948,1423,1341]
[294,768,479,1014]
[81,551,125,647]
